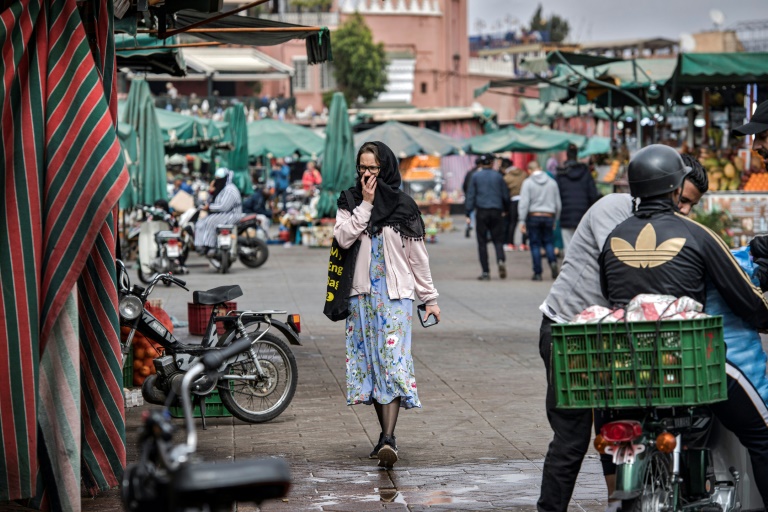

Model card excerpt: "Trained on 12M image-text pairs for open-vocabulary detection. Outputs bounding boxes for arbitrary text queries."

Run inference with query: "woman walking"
[333,141,440,468]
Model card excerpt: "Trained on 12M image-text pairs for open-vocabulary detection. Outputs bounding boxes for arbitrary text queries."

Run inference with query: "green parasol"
[467,124,586,154]
[120,79,167,205]
[221,105,252,196]
[246,118,324,159]
[117,124,140,209]
[353,120,467,159]
[316,92,356,219]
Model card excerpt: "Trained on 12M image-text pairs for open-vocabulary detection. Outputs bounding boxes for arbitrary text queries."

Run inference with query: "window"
[320,62,336,91]
[292,57,309,91]
[421,82,427,94]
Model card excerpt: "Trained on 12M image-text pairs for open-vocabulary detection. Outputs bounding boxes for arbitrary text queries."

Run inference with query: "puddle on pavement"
[378,487,400,502]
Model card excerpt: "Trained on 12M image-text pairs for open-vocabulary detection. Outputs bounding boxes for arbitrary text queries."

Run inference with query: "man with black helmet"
[465,153,510,280]
[733,98,768,167]
[599,143,768,504]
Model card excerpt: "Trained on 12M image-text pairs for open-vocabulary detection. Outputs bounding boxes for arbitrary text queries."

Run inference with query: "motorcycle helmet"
[627,145,690,198]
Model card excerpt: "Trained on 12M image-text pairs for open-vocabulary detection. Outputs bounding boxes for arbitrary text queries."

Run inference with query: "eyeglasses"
[357,165,381,175]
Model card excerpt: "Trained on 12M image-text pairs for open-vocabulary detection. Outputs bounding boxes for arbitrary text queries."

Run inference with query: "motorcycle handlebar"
[171,276,186,287]
[201,337,253,372]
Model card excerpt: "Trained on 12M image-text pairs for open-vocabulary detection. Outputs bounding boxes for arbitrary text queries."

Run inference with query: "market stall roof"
[670,52,768,88]
[545,51,622,68]
[115,33,186,76]
[173,10,331,65]
[247,118,325,159]
[466,124,586,154]
[353,121,468,159]
[578,136,612,158]
[354,106,492,123]
[178,47,294,81]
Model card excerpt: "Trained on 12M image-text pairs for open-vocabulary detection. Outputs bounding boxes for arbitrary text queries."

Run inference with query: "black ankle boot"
[369,432,385,459]
[377,434,398,468]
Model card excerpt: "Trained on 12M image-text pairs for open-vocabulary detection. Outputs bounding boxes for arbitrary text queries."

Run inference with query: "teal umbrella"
[354,120,467,159]
[221,106,252,195]
[317,92,356,219]
[467,124,586,154]
[247,118,324,159]
[117,124,139,209]
[120,79,167,205]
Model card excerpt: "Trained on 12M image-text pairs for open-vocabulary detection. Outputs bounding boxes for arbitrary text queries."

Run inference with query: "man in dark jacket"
[466,153,510,280]
[556,144,598,254]
[462,159,481,238]
[599,144,768,505]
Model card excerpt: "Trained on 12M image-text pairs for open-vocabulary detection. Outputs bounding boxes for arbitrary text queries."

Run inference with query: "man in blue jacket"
[556,144,598,254]
[466,154,510,280]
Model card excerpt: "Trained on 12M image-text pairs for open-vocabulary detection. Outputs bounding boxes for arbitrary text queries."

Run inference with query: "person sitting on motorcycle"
[242,185,273,231]
[195,167,243,257]
[599,144,768,505]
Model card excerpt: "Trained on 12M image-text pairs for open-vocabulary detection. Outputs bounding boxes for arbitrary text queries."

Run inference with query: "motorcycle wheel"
[238,235,269,268]
[137,267,157,284]
[220,250,230,274]
[622,450,673,512]
[218,331,298,423]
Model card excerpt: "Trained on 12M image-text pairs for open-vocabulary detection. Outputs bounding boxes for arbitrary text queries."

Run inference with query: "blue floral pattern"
[345,235,420,409]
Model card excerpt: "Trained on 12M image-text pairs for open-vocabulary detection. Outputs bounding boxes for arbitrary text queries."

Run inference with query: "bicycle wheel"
[218,332,298,423]
[622,450,673,512]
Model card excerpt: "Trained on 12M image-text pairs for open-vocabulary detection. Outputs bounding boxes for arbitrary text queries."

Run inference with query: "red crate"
[187,301,238,336]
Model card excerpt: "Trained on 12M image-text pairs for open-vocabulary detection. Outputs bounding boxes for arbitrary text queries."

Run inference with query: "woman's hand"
[361,175,377,204]
[425,304,440,323]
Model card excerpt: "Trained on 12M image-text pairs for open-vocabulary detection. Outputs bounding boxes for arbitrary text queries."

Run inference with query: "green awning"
[115,34,186,76]
[353,120,467,159]
[247,118,324,159]
[578,136,612,158]
[117,124,140,209]
[671,52,768,88]
[175,11,332,65]
[466,124,586,154]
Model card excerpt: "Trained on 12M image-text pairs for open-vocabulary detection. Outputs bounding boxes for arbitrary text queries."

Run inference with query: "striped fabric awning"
[0,0,128,508]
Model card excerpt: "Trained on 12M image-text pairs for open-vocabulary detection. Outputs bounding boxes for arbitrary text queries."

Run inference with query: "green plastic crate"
[169,389,232,418]
[552,317,727,409]
[122,349,133,388]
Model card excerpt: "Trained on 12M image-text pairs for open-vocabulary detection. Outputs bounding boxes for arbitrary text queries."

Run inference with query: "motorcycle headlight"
[119,295,144,320]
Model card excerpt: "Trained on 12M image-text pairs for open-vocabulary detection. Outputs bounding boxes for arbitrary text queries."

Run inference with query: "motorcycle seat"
[172,457,290,506]
[240,214,259,223]
[193,285,243,305]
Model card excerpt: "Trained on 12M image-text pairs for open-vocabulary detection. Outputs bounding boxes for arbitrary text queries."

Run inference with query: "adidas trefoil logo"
[611,224,686,268]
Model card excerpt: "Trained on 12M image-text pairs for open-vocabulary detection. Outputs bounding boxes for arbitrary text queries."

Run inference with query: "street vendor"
[599,144,768,505]
[733,98,768,166]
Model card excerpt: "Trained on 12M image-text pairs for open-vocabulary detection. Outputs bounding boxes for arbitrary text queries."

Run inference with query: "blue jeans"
[526,216,556,275]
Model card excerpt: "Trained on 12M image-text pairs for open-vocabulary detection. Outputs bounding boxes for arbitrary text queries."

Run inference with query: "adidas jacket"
[599,197,768,330]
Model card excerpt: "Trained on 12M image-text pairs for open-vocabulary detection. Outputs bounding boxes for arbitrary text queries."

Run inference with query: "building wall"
[692,31,745,53]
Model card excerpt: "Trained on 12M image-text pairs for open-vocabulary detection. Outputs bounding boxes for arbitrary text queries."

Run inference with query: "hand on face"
[362,174,377,203]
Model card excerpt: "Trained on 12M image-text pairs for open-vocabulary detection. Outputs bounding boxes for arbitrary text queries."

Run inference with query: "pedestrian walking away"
[555,144,598,255]
[519,162,560,281]
[502,161,528,251]
[462,158,481,238]
[465,153,510,280]
[333,141,441,469]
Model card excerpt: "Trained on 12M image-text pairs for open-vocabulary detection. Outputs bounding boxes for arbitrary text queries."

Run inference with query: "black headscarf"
[337,141,425,240]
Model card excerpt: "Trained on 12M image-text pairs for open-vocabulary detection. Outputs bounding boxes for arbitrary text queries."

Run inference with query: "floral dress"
[345,235,421,409]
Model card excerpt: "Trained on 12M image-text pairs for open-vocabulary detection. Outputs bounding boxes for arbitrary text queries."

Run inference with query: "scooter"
[121,338,292,511]
[136,205,188,284]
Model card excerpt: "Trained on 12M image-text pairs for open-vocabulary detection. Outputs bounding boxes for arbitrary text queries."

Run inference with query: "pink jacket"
[334,201,439,305]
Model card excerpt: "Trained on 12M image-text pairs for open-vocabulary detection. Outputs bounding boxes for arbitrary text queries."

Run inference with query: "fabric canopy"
[466,124,586,154]
[578,136,612,158]
[115,33,186,76]
[247,118,324,159]
[1,0,128,506]
[317,92,356,219]
[353,121,467,159]
[221,106,252,195]
[671,52,768,88]
[118,124,140,209]
[120,79,168,205]
[176,11,332,65]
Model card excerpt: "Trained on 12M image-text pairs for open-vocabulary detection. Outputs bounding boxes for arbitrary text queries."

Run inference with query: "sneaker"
[550,261,559,279]
[518,244,528,251]
[504,244,516,252]
[532,273,542,281]
[377,435,398,468]
[477,273,490,281]
[369,433,385,459]
[498,262,507,279]
[465,226,472,238]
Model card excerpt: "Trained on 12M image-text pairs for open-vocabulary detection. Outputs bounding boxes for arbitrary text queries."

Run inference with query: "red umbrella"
[0,0,127,506]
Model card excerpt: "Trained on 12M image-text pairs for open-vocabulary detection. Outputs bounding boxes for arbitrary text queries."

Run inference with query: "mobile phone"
[417,304,438,328]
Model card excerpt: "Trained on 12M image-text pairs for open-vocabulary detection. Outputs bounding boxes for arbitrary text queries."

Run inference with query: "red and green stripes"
[0,0,127,503]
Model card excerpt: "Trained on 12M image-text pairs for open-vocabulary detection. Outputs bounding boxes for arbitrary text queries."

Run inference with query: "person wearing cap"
[465,153,510,280]
[733,99,768,168]
[599,144,768,505]
[195,168,243,256]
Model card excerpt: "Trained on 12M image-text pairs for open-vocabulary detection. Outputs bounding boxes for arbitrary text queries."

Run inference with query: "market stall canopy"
[517,98,639,124]
[317,92,357,219]
[174,10,332,65]
[177,47,294,81]
[670,52,768,88]
[466,124,586,154]
[115,33,186,76]
[578,136,612,158]
[353,121,467,159]
[247,118,324,159]
[117,124,140,209]
[220,106,251,195]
